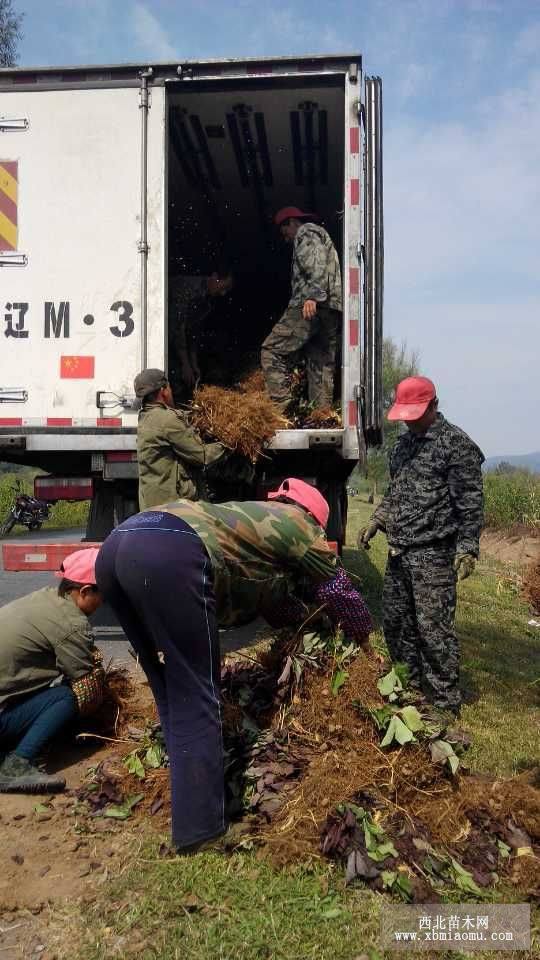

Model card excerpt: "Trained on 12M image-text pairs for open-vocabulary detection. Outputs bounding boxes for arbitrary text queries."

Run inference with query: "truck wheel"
[323,480,348,554]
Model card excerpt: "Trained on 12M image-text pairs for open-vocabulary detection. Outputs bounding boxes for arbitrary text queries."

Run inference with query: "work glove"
[357,520,381,551]
[453,553,476,581]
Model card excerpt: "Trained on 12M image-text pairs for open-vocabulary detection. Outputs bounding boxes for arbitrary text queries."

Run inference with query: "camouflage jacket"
[137,402,225,510]
[372,414,485,556]
[289,223,342,312]
[146,499,337,627]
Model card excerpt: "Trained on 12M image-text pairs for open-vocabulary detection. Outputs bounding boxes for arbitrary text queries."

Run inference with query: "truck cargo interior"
[166,76,345,410]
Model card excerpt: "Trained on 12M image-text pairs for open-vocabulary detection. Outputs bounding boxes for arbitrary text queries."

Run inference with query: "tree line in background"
[0,0,22,66]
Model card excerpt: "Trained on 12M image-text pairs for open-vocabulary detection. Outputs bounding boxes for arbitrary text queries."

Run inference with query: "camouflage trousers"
[382,541,460,711]
[261,305,339,407]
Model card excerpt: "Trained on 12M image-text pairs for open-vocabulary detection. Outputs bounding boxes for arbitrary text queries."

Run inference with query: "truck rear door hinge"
[96,390,140,412]
[0,117,29,132]
[0,388,27,403]
[0,253,28,267]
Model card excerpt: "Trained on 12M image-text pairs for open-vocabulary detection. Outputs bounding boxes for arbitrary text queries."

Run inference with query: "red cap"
[55,547,100,585]
[274,206,319,227]
[267,477,330,529]
[387,376,437,422]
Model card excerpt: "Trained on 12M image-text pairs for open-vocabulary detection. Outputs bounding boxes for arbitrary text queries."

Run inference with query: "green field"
[51,498,539,960]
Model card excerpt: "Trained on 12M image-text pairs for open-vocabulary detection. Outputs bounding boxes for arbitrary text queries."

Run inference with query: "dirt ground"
[0,680,156,959]
[480,528,540,566]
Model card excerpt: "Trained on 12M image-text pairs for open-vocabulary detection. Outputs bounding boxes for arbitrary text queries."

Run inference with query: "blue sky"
[15,0,540,456]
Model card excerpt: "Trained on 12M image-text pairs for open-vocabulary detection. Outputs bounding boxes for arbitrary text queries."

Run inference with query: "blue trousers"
[96,510,225,850]
[0,685,77,760]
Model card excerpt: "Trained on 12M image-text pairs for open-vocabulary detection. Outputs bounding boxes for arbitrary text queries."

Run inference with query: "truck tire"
[323,480,348,553]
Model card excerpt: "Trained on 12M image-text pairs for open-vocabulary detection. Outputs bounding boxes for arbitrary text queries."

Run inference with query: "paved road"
[0,525,260,667]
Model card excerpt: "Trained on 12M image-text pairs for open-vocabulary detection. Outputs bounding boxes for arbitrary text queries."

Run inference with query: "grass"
[49,498,539,960]
[346,499,540,776]
[483,470,540,530]
[62,852,383,960]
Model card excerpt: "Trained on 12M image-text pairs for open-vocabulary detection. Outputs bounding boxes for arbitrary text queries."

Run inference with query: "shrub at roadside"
[483,469,540,529]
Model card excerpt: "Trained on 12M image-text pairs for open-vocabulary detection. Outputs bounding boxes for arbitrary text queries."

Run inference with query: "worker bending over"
[261,207,342,411]
[359,377,484,716]
[0,549,103,793]
[96,478,372,852]
[134,368,226,509]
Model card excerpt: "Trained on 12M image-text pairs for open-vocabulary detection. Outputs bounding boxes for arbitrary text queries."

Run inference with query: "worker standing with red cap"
[96,478,372,852]
[261,208,342,411]
[358,377,484,717]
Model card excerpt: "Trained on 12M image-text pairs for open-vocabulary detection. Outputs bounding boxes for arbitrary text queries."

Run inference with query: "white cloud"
[131,2,178,61]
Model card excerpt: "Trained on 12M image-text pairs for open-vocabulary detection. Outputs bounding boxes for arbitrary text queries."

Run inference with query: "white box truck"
[0,54,383,546]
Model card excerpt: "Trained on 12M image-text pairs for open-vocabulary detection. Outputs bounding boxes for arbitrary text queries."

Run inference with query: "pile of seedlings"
[189,366,341,461]
[219,627,540,902]
[74,627,539,902]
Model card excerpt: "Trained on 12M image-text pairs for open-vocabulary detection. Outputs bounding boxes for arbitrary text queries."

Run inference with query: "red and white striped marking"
[346,110,362,430]
[0,417,123,427]
[2,541,100,572]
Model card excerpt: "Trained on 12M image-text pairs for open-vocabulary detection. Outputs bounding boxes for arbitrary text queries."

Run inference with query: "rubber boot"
[0,752,66,793]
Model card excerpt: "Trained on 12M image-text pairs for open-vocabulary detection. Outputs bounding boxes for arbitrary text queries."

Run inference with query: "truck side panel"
[0,85,165,425]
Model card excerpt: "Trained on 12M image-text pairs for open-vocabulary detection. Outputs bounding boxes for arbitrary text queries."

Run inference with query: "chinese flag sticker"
[60,356,95,379]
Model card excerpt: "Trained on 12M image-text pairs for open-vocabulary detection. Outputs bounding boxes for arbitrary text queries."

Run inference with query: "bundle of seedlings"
[190,373,287,462]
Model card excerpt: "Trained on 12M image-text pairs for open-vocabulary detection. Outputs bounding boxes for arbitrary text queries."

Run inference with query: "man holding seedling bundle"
[358,377,484,716]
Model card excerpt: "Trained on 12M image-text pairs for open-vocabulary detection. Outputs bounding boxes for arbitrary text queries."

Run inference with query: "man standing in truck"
[357,377,484,717]
[134,369,226,509]
[261,207,342,412]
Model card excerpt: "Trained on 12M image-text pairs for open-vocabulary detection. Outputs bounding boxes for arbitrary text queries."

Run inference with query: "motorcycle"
[0,481,53,536]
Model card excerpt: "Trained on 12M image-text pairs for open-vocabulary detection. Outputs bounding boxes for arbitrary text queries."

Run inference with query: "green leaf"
[381,715,415,747]
[395,873,414,901]
[104,793,144,820]
[302,632,321,653]
[124,752,145,780]
[369,706,394,730]
[393,662,411,688]
[377,668,402,697]
[33,802,50,814]
[145,743,165,769]
[381,870,397,888]
[449,857,482,895]
[331,669,349,697]
[399,705,425,732]
[367,838,399,862]
[430,739,460,774]
[497,840,511,859]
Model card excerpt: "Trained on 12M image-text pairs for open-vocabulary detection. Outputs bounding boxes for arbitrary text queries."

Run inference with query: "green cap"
[133,368,168,399]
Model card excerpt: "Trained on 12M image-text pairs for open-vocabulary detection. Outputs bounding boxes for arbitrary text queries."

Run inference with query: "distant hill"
[484,452,540,473]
